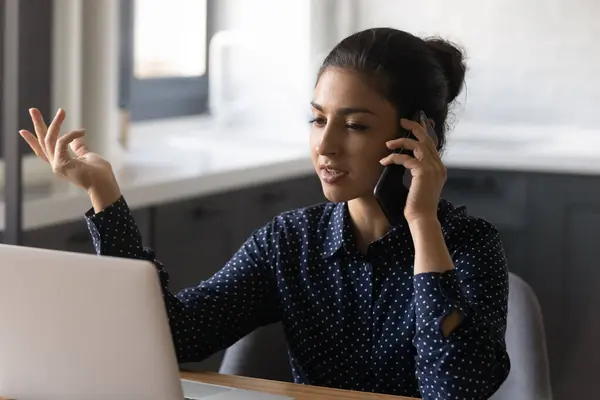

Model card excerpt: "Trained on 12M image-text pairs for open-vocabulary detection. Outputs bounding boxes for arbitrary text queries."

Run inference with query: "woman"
[20,28,510,399]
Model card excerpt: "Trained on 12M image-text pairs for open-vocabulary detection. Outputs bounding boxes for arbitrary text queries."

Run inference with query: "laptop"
[0,243,293,400]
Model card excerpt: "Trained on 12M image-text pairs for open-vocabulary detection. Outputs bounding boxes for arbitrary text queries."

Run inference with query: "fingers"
[379,153,421,169]
[54,129,86,164]
[69,135,89,157]
[45,108,66,160]
[19,130,49,162]
[380,151,446,180]
[382,131,446,178]
[421,115,439,148]
[400,117,437,151]
[29,108,49,158]
[415,111,439,148]
[386,138,427,160]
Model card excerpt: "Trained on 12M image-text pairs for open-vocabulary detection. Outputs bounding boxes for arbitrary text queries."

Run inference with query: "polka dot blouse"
[85,196,510,399]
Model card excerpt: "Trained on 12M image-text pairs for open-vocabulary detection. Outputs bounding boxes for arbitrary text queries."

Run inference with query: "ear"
[427,118,436,129]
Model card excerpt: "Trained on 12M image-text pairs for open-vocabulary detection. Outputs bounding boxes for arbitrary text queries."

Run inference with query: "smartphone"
[373,111,438,226]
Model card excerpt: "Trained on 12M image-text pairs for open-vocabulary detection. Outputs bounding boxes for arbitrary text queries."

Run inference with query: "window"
[119,0,213,121]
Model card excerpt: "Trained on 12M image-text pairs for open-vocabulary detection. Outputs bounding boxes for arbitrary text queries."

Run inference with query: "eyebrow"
[310,101,376,116]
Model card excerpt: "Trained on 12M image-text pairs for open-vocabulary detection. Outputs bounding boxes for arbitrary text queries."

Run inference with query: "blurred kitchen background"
[1,0,599,399]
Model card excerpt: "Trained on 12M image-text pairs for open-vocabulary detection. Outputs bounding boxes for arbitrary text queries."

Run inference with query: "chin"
[321,183,362,203]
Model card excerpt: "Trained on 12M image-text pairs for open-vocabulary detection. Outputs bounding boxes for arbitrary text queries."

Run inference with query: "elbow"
[475,348,511,399]
[440,309,463,337]
[417,343,511,399]
[492,349,511,393]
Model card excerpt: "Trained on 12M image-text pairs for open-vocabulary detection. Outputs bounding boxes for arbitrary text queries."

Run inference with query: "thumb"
[67,131,90,157]
[55,129,86,162]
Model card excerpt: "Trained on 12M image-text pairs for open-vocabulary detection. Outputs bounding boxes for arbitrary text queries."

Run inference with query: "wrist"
[408,215,454,274]
[87,179,122,213]
[407,214,440,233]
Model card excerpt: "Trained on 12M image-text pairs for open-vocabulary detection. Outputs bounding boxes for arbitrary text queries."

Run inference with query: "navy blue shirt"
[86,196,510,399]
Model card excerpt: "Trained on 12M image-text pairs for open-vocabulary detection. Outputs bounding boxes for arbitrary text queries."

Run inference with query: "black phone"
[373,111,438,226]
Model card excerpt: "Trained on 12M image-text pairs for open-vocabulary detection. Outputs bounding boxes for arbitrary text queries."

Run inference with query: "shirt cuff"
[84,196,144,258]
[413,269,466,336]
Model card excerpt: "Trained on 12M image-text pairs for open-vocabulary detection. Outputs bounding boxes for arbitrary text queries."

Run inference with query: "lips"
[319,164,347,184]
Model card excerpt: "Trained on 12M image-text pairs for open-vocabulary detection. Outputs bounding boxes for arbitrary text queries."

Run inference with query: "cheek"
[352,138,389,164]
[349,141,387,177]
[363,158,385,181]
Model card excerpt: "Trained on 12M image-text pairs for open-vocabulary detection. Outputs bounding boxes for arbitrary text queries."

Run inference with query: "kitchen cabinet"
[526,173,600,399]
[152,190,236,373]
[153,192,235,293]
[234,175,324,240]
[152,174,323,290]
[441,168,531,279]
[151,174,322,294]
[21,208,152,255]
[152,175,324,373]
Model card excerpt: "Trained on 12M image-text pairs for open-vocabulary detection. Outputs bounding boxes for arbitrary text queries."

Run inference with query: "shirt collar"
[321,199,454,260]
[321,202,411,259]
[321,202,352,259]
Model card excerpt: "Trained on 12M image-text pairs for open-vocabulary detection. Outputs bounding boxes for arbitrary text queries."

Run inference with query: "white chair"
[491,272,553,400]
[219,322,292,382]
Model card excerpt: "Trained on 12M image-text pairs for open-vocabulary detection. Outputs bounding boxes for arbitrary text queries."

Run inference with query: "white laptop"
[0,243,293,400]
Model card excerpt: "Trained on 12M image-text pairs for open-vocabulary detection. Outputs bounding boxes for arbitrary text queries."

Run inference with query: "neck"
[347,195,392,254]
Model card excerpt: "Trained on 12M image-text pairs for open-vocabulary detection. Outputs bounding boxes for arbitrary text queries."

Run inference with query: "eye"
[346,123,368,131]
[309,117,326,127]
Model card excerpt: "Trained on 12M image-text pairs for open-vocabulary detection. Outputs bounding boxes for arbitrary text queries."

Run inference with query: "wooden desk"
[181,371,419,399]
[0,372,419,400]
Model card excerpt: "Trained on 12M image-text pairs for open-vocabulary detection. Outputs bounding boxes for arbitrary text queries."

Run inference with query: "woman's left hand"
[379,115,447,225]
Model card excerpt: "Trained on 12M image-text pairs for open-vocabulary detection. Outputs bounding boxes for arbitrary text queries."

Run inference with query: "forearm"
[157,271,239,364]
[415,333,510,400]
[88,179,122,213]
[409,216,461,335]
[409,216,454,275]
[411,218,511,399]
[159,255,280,364]
[414,272,509,399]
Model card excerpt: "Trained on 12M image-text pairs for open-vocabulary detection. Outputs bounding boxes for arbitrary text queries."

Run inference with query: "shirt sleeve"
[412,220,511,400]
[85,196,281,363]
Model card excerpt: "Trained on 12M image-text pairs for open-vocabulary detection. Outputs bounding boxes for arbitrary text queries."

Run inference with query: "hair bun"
[425,38,466,103]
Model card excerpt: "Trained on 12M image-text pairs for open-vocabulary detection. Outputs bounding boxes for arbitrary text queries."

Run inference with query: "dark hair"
[317,28,467,151]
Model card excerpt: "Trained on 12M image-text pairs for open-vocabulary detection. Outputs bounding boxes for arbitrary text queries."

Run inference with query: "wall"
[209,0,312,130]
[354,0,599,130]
[210,0,356,130]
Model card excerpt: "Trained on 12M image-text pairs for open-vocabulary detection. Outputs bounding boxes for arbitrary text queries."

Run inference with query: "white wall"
[208,0,355,131]
[215,0,354,89]
[215,2,311,98]
[354,0,599,130]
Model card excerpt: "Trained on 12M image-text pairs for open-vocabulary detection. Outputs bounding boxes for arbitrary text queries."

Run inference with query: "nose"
[315,123,340,156]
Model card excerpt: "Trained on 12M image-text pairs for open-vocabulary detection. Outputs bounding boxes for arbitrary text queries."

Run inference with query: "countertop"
[2,116,600,231]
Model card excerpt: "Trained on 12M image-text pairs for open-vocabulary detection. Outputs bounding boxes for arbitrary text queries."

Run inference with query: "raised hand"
[20,108,122,211]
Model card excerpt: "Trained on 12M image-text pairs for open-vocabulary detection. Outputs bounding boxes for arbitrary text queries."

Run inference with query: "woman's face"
[310,68,398,203]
